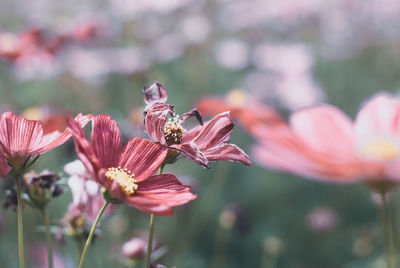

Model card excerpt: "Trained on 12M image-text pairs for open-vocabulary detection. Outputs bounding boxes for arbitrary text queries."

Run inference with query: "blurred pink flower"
[143,82,251,168]
[68,114,197,215]
[65,160,119,223]
[306,206,339,233]
[252,94,400,189]
[122,231,164,261]
[29,241,70,268]
[213,39,249,70]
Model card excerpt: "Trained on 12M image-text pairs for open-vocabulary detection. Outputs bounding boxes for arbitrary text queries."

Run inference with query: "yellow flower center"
[105,167,138,195]
[164,116,185,145]
[360,138,399,161]
[226,88,247,107]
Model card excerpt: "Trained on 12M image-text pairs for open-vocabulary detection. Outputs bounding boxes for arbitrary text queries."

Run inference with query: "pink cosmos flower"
[65,159,119,222]
[0,111,90,176]
[251,94,400,189]
[68,114,197,215]
[143,82,251,168]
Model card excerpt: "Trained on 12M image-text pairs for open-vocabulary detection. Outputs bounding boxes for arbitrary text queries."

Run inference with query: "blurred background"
[1,0,400,267]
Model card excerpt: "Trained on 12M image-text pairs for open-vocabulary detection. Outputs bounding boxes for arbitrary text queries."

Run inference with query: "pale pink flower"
[252,94,400,189]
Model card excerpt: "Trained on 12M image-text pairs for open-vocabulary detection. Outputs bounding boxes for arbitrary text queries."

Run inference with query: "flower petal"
[192,112,234,150]
[172,142,209,168]
[143,82,168,104]
[91,114,121,168]
[290,105,355,159]
[202,143,252,166]
[125,174,197,215]
[354,94,400,137]
[119,137,168,181]
[30,113,91,155]
[0,111,43,157]
[144,102,173,144]
[0,145,11,177]
[67,118,101,180]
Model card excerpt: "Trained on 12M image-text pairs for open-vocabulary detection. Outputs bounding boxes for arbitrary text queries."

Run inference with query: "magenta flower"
[143,82,251,168]
[68,114,197,215]
[0,111,90,176]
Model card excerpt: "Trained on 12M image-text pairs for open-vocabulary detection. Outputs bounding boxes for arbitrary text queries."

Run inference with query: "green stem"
[15,175,25,268]
[78,200,110,268]
[42,207,53,268]
[145,166,164,268]
[380,191,397,268]
[145,213,156,268]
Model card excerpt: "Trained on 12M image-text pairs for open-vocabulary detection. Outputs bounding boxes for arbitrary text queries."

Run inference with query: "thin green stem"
[42,207,53,268]
[145,213,156,268]
[145,166,164,268]
[380,191,397,268]
[78,199,110,268]
[15,175,25,268]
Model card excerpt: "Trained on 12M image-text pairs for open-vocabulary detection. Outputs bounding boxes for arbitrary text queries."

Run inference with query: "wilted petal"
[126,174,197,215]
[144,102,173,144]
[193,112,234,149]
[173,142,209,168]
[355,94,400,137]
[119,137,168,181]
[91,114,121,168]
[202,143,251,166]
[143,82,168,104]
[180,108,203,125]
[0,111,43,156]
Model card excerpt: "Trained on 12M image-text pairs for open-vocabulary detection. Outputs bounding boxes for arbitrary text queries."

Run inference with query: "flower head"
[143,82,251,168]
[0,111,90,175]
[68,114,196,215]
[251,94,400,189]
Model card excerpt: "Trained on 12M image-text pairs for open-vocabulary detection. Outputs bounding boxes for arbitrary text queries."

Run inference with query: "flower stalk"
[145,165,164,268]
[15,174,25,268]
[42,207,53,268]
[78,199,110,268]
[379,191,397,268]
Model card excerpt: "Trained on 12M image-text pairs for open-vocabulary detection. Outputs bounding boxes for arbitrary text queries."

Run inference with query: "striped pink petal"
[91,114,121,168]
[0,145,11,177]
[126,174,197,215]
[119,137,168,181]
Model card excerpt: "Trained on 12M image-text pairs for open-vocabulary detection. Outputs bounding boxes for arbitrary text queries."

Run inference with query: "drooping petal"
[180,108,203,125]
[125,174,197,215]
[0,145,11,177]
[192,112,234,150]
[355,94,400,137]
[144,102,173,144]
[172,142,209,168]
[143,82,168,104]
[119,137,168,181]
[290,105,356,160]
[0,111,43,156]
[91,114,121,168]
[67,118,101,180]
[30,113,91,155]
[202,143,252,166]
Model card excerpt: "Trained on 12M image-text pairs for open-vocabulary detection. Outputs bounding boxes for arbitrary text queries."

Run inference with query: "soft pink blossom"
[252,94,400,188]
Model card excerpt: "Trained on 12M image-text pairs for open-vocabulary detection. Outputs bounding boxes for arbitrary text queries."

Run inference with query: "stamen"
[164,115,185,145]
[105,166,138,195]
